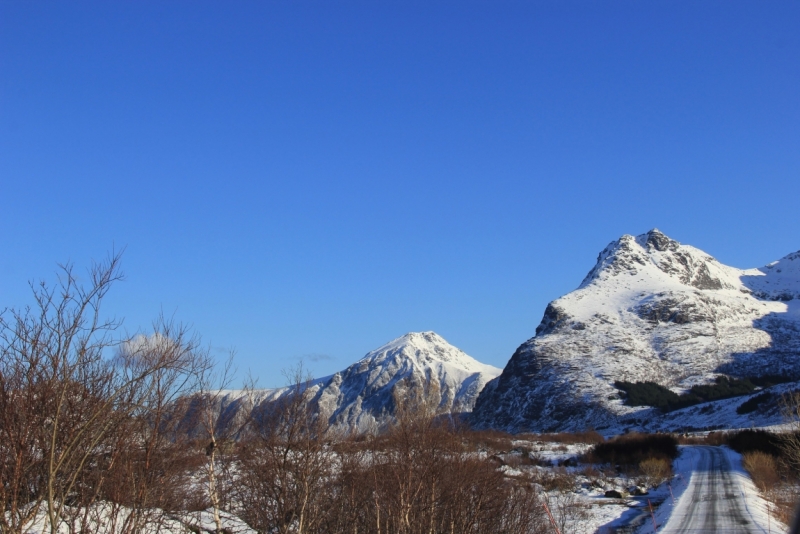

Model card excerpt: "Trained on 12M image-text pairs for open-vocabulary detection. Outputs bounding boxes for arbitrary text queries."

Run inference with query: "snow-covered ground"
[497,438,658,534]
[498,440,792,534]
[9,503,256,534]
[10,505,256,534]
[12,441,791,534]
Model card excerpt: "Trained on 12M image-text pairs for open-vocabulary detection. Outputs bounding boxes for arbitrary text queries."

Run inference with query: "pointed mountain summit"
[312,331,502,432]
[472,230,800,433]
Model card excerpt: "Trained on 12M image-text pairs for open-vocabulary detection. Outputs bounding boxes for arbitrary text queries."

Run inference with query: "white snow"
[7,504,256,534]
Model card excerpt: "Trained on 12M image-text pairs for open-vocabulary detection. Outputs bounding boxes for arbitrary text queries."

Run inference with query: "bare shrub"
[462,429,515,452]
[780,390,800,475]
[263,376,552,534]
[236,366,331,534]
[586,432,678,467]
[503,448,539,469]
[704,431,728,446]
[639,457,672,488]
[727,429,783,457]
[579,465,602,479]
[545,490,589,534]
[533,467,576,493]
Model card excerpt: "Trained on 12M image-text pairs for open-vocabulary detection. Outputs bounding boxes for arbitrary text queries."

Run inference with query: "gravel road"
[660,446,772,534]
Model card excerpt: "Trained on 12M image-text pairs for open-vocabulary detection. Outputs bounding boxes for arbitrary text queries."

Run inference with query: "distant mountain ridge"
[216,332,501,433]
[472,229,800,433]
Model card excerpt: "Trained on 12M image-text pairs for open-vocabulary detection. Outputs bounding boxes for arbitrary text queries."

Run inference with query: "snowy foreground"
[14,444,787,534]
[498,443,787,534]
[14,508,256,534]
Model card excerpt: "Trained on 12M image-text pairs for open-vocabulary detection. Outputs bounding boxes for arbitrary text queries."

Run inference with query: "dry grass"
[740,451,800,525]
[532,466,578,492]
[742,451,780,492]
[461,429,515,452]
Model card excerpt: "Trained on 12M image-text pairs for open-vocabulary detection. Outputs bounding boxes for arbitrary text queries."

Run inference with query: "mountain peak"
[213,331,502,436]
[639,228,680,252]
[311,331,501,431]
[580,229,728,290]
[364,331,499,373]
[399,331,445,344]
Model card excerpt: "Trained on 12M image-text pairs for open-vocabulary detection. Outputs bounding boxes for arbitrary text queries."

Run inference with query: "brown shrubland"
[0,255,211,534]
[234,376,551,534]
[0,256,596,534]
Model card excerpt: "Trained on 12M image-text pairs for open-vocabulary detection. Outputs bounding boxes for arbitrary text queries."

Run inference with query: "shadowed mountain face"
[472,229,800,433]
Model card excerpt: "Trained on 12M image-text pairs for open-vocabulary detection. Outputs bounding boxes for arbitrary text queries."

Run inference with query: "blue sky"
[1,1,798,386]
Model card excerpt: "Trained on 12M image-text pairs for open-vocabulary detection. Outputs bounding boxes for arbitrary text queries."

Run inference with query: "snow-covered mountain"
[311,331,501,431]
[472,229,800,433]
[217,332,501,434]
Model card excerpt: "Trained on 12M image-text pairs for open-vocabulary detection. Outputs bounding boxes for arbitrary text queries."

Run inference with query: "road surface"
[660,446,773,534]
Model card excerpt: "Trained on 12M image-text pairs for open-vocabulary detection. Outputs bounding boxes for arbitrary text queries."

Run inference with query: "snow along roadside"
[636,446,786,534]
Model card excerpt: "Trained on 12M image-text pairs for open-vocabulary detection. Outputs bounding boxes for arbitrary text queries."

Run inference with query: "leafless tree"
[780,390,800,473]
[236,365,331,534]
[310,376,547,534]
[99,319,211,533]
[191,351,248,533]
[0,255,209,534]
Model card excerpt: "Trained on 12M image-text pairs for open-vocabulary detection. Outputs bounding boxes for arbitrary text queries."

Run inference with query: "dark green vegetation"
[749,375,796,388]
[614,381,684,411]
[587,432,679,466]
[614,375,791,413]
[736,392,774,415]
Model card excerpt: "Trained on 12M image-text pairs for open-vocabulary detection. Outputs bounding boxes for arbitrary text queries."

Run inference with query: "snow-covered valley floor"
[10,439,794,534]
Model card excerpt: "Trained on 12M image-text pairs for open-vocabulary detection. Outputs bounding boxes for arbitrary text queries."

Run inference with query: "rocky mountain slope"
[217,332,501,433]
[472,229,800,433]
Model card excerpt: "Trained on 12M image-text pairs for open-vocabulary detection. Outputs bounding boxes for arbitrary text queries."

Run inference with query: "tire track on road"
[660,446,770,534]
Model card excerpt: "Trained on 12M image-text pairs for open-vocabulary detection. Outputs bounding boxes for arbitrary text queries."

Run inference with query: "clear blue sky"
[1,1,798,386]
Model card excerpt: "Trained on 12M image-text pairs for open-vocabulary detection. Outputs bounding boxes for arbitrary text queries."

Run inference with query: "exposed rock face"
[217,332,501,434]
[471,229,800,433]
